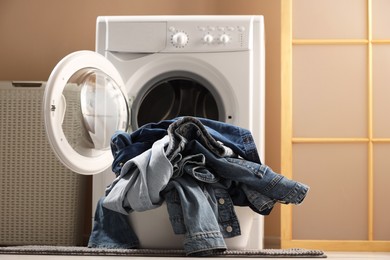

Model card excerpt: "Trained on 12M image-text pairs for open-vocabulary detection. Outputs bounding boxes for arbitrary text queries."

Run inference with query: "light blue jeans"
[88,197,139,249]
[103,135,171,214]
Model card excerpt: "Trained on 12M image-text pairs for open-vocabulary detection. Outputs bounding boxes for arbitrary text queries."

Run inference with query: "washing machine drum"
[135,76,219,128]
[44,51,130,175]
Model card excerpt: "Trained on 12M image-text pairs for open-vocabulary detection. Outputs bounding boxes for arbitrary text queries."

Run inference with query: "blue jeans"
[103,135,172,214]
[88,197,139,249]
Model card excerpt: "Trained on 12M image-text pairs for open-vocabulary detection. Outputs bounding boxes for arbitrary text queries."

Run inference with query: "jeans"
[103,135,172,214]
[88,197,139,249]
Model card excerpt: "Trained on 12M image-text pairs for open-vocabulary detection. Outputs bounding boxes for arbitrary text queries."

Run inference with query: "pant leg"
[88,197,139,249]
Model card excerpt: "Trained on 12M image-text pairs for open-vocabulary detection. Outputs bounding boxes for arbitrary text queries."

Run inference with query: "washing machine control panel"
[166,20,251,52]
[99,17,259,53]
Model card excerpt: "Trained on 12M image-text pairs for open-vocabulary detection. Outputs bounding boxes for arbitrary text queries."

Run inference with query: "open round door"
[44,50,130,175]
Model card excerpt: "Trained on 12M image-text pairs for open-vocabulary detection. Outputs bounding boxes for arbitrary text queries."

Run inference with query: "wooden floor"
[0,251,389,260]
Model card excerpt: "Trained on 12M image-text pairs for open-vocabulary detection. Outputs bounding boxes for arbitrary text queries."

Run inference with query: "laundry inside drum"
[137,78,220,127]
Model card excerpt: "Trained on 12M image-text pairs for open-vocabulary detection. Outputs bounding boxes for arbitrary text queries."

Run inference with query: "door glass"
[62,68,129,156]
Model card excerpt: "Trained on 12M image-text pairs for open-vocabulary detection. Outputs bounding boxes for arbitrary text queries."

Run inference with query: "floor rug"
[0,245,326,258]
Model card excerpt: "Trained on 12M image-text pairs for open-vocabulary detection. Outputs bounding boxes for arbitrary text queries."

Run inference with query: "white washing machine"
[44,15,265,250]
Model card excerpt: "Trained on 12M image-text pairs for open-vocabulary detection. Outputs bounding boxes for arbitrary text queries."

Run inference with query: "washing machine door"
[44,50,130,175]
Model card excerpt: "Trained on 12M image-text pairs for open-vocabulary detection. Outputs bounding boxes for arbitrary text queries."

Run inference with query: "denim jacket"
[160,117,308,255]
[89,117,309,256]
[111,117,261,175]
[163,176,228,256]
[166,117,308,211]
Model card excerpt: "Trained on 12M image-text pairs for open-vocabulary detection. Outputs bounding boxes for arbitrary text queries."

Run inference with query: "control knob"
[203,34,214,44]
[172,32,188,47]
[219,34,230,44]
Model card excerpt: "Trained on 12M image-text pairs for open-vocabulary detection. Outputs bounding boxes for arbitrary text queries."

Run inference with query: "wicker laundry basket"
[0,82,91,246]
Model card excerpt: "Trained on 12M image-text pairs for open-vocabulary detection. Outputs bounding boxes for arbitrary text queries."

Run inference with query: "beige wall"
[0,0,215,81]
[0,0,282,247]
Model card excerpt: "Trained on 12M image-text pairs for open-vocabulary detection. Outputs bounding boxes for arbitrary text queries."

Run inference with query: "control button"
[203,34,214,44]
[219,34,230,44]
[198,26,206,31]
[208,26,216,31]
[218,198,225,205]
[227,26,235,31]
[172,32,189,47]
[168,26,176,32]
[238,26,246,32]
[218,26,225,31]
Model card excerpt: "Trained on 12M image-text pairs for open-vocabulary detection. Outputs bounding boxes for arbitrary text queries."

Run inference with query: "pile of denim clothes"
[88,117,309,256]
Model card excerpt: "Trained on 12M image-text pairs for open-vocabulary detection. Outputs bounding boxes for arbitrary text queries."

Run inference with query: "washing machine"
[43,15,265,250]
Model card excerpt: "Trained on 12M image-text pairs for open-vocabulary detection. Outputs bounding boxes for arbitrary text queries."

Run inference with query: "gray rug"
[0,245,326,258]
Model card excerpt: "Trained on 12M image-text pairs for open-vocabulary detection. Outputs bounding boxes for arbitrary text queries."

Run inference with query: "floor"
[0,252,390,260]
